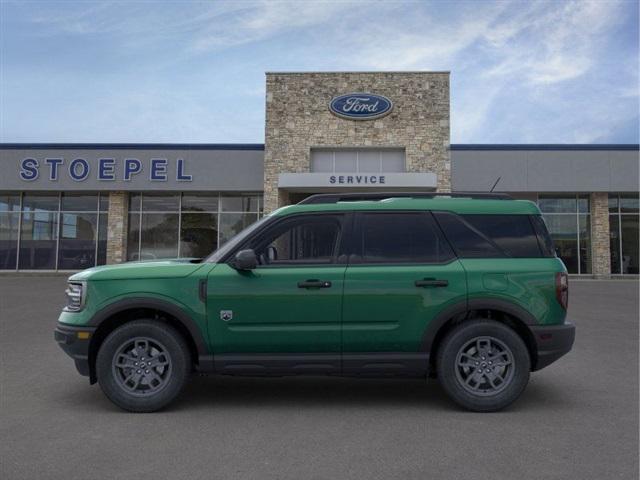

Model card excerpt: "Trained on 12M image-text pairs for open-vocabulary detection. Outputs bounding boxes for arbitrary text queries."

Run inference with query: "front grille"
[65,283,84,312]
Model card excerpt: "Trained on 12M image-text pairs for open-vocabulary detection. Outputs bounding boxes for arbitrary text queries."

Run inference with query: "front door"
[207,213,348,373]
[341,211,467,374]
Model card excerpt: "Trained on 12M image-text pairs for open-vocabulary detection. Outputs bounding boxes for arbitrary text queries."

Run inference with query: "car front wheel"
[96,320,191,412]
[436,319,530,412]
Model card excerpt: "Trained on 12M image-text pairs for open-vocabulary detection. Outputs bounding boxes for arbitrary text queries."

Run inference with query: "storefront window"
[538,195,591,274]
[0,192,108,270]
[609,193,639,274]
[127,192,262,261]
[19,193,59,269]
[0,192,21,269]
[57,193,107,270]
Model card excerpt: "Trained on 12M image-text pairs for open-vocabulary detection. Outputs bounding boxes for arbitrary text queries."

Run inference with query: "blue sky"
[1,0,638,144]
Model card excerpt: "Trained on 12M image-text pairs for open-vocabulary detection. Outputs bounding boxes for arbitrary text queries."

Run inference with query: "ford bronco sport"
[55,192,575,412]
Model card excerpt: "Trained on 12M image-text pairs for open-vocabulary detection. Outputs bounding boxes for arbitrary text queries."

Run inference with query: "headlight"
[64,282,86,312]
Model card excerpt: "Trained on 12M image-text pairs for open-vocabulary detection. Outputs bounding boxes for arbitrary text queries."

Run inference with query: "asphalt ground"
[1,277,638,480]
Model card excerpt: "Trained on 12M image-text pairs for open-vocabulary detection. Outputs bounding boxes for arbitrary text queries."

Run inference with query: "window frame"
[349,210,457,266]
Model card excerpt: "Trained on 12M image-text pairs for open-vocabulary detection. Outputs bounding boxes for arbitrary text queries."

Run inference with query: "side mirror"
[233,249,258,271]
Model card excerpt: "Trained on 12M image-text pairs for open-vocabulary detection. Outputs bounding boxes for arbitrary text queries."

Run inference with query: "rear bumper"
[530,322,575,371]
[54,323,96,377]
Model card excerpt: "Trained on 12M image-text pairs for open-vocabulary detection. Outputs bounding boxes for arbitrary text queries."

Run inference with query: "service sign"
[329,93,393,120]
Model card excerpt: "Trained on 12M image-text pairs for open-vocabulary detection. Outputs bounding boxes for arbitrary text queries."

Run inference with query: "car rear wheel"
[436,319,530,412]
[96,320,191,412]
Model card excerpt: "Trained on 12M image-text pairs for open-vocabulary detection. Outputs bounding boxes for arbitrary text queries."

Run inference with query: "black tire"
[96,320,191,412]
[436,319,530,412]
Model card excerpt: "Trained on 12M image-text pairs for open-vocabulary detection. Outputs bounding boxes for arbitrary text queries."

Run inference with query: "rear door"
[341,211,467,373]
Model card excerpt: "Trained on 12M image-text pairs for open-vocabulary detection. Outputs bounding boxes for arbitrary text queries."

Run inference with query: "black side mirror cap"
[233,249,258,271]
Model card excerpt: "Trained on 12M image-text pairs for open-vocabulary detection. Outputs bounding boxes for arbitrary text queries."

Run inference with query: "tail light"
[555,272,569,310]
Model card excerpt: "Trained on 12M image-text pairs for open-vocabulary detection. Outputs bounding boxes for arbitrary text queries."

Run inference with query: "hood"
[69,258,207,281]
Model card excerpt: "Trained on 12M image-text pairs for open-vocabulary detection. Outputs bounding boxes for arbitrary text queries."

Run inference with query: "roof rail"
[298,191,513,205]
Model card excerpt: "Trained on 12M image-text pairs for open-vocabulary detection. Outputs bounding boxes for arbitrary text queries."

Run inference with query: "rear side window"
[435,213,544,258]
[462,215,542,258]
[530,215,557,257]
[434,212,504,258]
[355,212,454,264]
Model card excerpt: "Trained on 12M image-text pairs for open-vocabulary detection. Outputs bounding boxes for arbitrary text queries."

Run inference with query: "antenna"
[489,176,501,193]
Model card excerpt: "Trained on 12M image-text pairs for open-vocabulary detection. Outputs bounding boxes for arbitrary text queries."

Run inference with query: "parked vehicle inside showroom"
[55,192,575,412]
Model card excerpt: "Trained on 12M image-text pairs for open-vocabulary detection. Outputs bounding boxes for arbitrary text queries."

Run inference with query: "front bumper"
[530,322,576,371]
[54,323,96,377]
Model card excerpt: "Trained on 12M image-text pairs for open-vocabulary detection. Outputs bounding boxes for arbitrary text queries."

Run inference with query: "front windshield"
[204,215,272,263]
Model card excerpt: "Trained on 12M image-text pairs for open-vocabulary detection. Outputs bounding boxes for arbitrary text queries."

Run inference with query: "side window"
[251,215,342,265]
[461,215,543,258]
[356,212,454,264]
[434,212,504,258]
[530,215,556,257]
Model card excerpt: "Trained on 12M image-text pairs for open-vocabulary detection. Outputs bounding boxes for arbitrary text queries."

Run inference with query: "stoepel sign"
[19,157,192,182]
[329,93,393,120]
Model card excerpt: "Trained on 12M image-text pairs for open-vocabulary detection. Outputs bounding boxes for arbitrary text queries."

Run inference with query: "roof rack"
[298,192,513,205]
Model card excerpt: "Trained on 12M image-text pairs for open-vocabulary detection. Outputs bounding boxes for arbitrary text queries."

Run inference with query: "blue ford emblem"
[329,93,393,120]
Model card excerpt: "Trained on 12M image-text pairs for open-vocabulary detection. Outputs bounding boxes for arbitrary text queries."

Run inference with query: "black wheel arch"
[86,297,209,383]
[422,298,539,373]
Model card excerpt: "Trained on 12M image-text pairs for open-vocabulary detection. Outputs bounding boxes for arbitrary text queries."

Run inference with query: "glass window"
[220,213,259,246]
[0,212,19,269]
[334,151,358,172]
[538,195,591,274]
[311,151,333,172]
[311,149,405,173]
[22,193,59,212]
[139,213,179,260]
[359,212,453,263]
[61,193,98,211]
[19,211,58,269]
[358,151,380,172]
[220,195,260,212]
[620,216,639,274]
[253,215,342,265]
[381,150,405,172]
[609,215,621,274]
[577,195,590,214]
[0,192,21,212]
[129,193,141,212]
[461,215,542,258]
[58,212,98,269]
[578,215,591,274]
[127,213,141,261]
[98,193,109,212]
[182,193,219,212]
[543,215,579,273]
[142,193,179,212]
[180,213,218,258]
[435,212,502,258]
[620,194,639,214]
[608,194,639,274]
[97,213,107,265]
[538,196,577,214]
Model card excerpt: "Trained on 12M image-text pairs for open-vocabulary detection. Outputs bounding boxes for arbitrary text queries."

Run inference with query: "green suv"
[55,192,575,412]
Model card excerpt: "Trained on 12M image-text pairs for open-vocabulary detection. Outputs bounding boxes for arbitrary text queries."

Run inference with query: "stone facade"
[264,72,450,212]
[106,191,129,264]
[590,192,611,277]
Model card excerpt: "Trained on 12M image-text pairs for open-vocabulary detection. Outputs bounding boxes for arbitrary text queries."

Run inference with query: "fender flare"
[87,297,209,356]
[421,298,538,353]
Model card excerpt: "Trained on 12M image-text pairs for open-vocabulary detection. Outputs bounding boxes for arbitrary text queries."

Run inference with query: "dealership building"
[0,72,638,276]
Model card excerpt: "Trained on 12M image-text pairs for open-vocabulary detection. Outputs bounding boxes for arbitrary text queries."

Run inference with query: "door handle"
[415,278,449,288]
[298,279,332,289]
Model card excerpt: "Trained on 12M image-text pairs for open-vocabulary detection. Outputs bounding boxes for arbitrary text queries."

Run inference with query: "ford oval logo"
[329,93,393,120]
